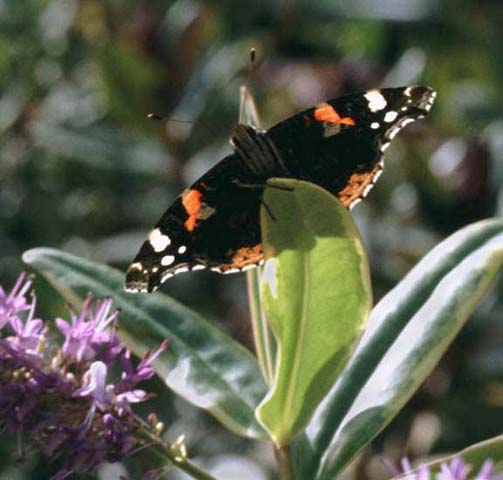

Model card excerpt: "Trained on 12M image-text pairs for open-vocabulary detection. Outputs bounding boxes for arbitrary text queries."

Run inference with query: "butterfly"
[125,85,436,292]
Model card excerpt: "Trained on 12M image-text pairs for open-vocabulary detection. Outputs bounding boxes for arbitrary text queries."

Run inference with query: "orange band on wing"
[182,189,202,232]
[231,244,263,268]
[314,104,356,126]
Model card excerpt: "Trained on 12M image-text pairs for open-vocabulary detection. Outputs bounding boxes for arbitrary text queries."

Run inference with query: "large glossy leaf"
[394,435,503,478]
[23,248,268,439]
[296,218,503,479]
[256,178,372,447]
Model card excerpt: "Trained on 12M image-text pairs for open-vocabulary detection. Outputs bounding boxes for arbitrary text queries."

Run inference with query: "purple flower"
[118,339,170,391]
[390,456,503,480]
[75,361,110,409]
[8,299,45,352]
[56,295,121,363]
[0,274,169,479]
[476,461,503,480]
[438,457,470,480]
[0,272,33,328]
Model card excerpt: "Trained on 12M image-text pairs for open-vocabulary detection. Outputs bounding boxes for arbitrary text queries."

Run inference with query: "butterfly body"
[126,86,436,292]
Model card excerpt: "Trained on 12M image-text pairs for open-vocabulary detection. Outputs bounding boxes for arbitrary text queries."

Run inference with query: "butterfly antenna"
[149,49,259,137]
[239,48,257,122]
[147,113,193,123]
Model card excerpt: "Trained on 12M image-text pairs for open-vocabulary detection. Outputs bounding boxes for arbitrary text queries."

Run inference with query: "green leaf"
[393,435,503,478]
[22,248,268,440]
[255,178,372,446]
[300,218,503,479]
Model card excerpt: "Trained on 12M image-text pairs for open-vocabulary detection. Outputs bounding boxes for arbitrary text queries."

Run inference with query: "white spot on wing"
[125,285,147,293]
[178,245,187,254]
[161,255,175,266]
[161,272,173,282]
[349,197,362,209]
[362,183,374,197]
[387,117,416,140]
[388,128,399,140]
[192,265,206,271]
[222,268,240,274]
[364,90,387,112]
[371,122,380,130]
[174,266,189,275]
[148,228,171,252]
[384,111,398,123]
[129,262,142,271]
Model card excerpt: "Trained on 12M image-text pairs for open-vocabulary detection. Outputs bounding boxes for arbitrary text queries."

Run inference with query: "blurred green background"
[0,0,502,478]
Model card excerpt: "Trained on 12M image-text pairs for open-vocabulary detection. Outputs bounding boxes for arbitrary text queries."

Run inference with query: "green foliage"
[301,219,503,479]
[23,215,503,479]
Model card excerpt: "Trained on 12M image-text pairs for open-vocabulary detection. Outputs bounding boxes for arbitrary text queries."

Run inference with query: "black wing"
[266,85,436,207]
[125,152,266,292]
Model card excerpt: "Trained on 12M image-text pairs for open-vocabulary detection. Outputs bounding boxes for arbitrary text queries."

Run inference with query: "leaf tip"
[22,247,49,265]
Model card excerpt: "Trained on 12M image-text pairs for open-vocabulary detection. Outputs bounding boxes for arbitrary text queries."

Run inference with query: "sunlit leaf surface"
[256,178,372,446]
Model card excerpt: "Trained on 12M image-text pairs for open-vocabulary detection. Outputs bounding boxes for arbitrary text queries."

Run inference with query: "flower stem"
[275,445,294,480]
[166,454,216,480]
[137,424,216,480]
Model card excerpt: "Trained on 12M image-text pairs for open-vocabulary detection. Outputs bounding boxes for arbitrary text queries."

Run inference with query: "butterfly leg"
[230,180,293,221]
[232,179,294,192]
[260,198,277,221]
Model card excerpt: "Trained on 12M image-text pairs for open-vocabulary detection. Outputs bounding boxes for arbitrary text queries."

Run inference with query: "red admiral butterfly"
[125,86,436,292]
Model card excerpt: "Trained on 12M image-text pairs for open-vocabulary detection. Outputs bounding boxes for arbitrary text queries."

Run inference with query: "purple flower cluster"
[396,456,503,480]
[0,273,168,479]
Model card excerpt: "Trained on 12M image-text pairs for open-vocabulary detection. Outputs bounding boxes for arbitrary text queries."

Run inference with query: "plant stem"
[239,84,277,384]
[137,423,216,480]
[275,445,294,480]
[163,452,216,480]
[247,269,275,384]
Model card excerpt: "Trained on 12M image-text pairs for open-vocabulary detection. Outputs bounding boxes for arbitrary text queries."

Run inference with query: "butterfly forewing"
[126,153,264,292]
[267,86,435,206]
